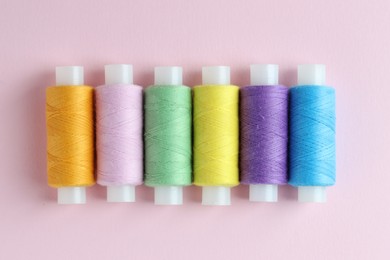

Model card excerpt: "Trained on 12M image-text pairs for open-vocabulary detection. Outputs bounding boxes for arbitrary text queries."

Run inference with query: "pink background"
[1,0,389,259]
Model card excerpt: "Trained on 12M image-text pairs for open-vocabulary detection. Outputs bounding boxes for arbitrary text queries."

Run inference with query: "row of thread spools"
[46,64,335,205]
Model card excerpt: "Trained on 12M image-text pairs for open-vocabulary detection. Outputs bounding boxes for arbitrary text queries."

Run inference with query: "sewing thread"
[193,85,239,186]
[46,86,95,187]
[95,84,143,186]
[289,85,336,186]
[240,85,289,184]
[144,85,192,186]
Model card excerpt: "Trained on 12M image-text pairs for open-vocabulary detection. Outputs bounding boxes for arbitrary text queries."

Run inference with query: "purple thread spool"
[240,64,288,202]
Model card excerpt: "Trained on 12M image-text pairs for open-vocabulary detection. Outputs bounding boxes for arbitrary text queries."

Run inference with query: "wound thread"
[144,85,192,186]
[95,84,143,186]
[193,85,239,186]
[46,86,95,187]
[289,85,336,186]
[240,85,289,184]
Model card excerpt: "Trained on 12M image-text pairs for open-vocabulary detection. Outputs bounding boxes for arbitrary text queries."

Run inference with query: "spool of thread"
[144,66,192,205]
[193,66,239,205]
[289,64,336,202]
[95,64,143,202]
[46,66,95,204]
[240,64,288,202]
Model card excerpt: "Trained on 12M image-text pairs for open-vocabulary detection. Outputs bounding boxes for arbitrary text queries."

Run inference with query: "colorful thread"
[289,85,336,186]
[144,85,192,186]
[193,85,239,186]
[46,86,95,187]
[240,85,289,184]
[95,84,143,186]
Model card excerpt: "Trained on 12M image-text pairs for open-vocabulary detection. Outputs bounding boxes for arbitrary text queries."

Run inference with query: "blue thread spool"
[289,64,336,202]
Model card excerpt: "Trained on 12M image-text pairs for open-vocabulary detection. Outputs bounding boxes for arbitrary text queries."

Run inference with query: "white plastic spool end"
[155,66,183,85]
[298,186,326,203]
[58,187,86,204]
[107,185,135,203]
[202,66,230,85]
[298,64,326,85]
[56,66,84,86]
[250,64,279,85]
[249,184,278,202]
[202,186,231,206]
[105,64,133,85]
[154,186,183,205]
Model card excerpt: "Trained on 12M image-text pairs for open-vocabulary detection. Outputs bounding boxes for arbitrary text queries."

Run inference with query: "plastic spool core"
[202,186,231,205]
[55,66,86,204]
[250,64,279,85]
[298,64,326,85]
[56,66,84,86]
[154,186,183,205]
[297,64,327,203]
[104,64,136,203]
[202,66,230,85]
[250,184,278,202]
[107,185,135,202]
[152,66,184,205]
[155,66,183,85]
[249,64,279,202]
[298,186,326,202]
[105,64,133,85]
[201,66,231,206]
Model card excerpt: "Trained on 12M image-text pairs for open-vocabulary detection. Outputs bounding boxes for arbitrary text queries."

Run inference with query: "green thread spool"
[144,66,192,205]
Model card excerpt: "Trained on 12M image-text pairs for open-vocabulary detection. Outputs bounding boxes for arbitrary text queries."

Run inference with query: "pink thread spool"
[96,64,143,202]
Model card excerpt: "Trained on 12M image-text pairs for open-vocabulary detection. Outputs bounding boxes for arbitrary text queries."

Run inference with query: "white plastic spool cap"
[107,185,135,202]
[250,64,279,85]
[57,187,86,204]
[202,66,230,85]
[155,186,183,205]
[297,64,327,203]
[55,66,86,204]
[152,66,184,205]
[298,64,326,85]
[298,186,326,203]
[248,64,279,202]
[155,66,183,85]
[200,66,231,206]
[250,184,278,202]
[56,66,84,86]
[202,186,231,206]
[105,64,133,85]
[104,64,136,202]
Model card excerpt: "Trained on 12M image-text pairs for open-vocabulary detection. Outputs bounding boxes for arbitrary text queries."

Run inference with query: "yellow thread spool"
[193,66,239,205]
[46,66,95,204]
